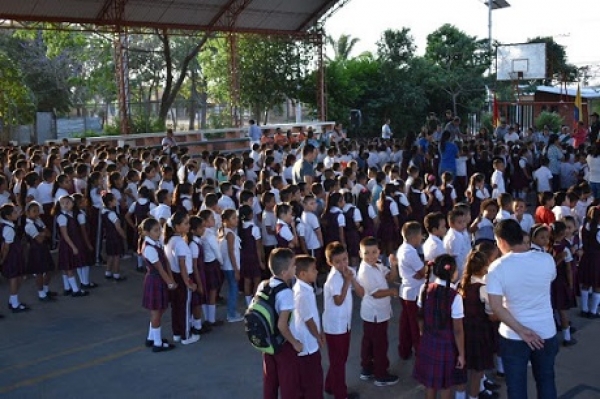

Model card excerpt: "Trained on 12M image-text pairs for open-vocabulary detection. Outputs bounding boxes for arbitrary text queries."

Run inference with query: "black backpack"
[244,278,290,355]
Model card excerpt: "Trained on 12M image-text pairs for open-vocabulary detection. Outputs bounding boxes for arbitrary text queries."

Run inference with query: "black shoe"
[484,379,501,391]
[359,370,374,381]
[563,338,578,347]
[71,290,90,297]
[347,392,360,399]
[496,372,505,378]
[152,342,175,352]
[112,276,127,282]
[10,303,31,313]
[136,267,146,273]
[191,325,212,335]
[374,373,399,387]
[81,282,99,289]
[570,326,578,335]
[145,338,169,348]
[46,291,59,297]
[38,295,57,302]
[479,390,499,399]
[63,289,73,296]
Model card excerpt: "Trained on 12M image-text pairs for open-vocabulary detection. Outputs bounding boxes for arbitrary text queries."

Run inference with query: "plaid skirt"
[142,273,170,310]
[464,320,495,371]
[413,330,467,389]
[58,241,85,271]
[204,260,222,291]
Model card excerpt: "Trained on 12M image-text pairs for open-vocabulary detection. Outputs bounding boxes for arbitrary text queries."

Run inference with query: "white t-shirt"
[491,170,505,199]
[219,227,240,271]
[533,166,553,193]
[512,214,534,234]
[397,243,425,301]
[323,267,356,334]
[301,211,321,250]
[166,236,193,274]
[291,279,321,356]
[443,228,470,278]
[150,203,172,222]
[357,261,392,323]
[423,234,445,262]
[487,251,557,340]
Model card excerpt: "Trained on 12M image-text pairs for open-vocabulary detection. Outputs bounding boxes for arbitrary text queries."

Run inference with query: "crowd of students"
[0,122,598,399]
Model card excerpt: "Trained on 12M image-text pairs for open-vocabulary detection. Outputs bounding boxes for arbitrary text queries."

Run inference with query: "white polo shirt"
[487,250,557,340]
[423,234,445,262]
[512,213,534,234]
[291,279,321,356]
[357,261,392,323]
[301,211,321,250]
[443,228,470,277]
[165,235,193,274]
[323,267,355,334]
[397,242,425,301]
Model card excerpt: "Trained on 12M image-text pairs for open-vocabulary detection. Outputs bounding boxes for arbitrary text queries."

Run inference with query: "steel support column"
[228,33,240,127]
[315,30,326,122]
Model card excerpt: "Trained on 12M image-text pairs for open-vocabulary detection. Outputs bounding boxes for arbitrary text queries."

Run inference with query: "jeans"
[223,270,239,318]
[500,335,559,399]
[591,182,600,199]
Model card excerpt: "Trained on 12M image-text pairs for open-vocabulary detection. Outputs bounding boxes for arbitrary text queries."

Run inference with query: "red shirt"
[573,126,587,148]
[535,206,555,225]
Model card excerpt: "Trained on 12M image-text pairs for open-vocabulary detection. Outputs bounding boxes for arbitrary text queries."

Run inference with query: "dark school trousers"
[398,298,420,360]
[298,350,324,399]
[263,341,300,399]
[170,273,190,339]
[325,331,351,399]
[360,320,390,379]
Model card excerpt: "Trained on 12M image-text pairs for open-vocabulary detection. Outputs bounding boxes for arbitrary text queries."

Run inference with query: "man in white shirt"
[381,119,392,140]
[488,219,559,399]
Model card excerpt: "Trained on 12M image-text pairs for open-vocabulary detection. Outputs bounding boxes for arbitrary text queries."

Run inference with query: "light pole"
[485,0,511,57]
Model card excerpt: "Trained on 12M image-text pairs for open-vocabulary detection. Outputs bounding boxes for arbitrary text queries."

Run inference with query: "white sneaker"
[181,335,200,345]
[227,314,244,323]
[173,335,182,343]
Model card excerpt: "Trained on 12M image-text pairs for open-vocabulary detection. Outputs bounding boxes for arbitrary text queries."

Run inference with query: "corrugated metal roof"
[0,0,339,34]
[537,85,600,99]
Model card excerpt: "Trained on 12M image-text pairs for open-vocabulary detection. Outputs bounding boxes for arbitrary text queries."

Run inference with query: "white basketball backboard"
[496,43,546,81]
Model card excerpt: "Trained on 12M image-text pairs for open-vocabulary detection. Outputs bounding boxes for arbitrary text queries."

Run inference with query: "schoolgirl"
[530,223,551,253]
[563,216,582,306]
[86,171,104,261]
[72,193,97,289]
[578,206,600,318]
[535,191,556,225]
[440,172,457,215]
[108,172,127,216]
[1,204,29,312]
[377,184,400,259]
[172,182,194,214]
[469,199,499,244]
[101,193,127,281]
[321,192,346,248]
[290,200,308,255]
[188,215,211,336]
[275,203,298,251]
[413,254,467,399]
[466,173,489,222]
[24,201,57,302]
[199,209,224,327]
[219,209,243,323]
[425,174,444,214]
[356,189,377,239]
[238,205,264,306]
[55,196,89,297]
[342,191,362,267]
[407,177,428,224]
[164,211,200,345]
[125,186,157,272]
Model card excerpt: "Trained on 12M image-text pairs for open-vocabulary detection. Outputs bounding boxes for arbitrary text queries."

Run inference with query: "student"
[275,203,298,251]
[423,212,448,262]
[101,193,127,281]
[301,195,324,267]
[238,205,264,306]
[552,191,571,221]
[199,209,224,327]
[469,199,498,244]
[356,236,400,387]
[440,172,457,214]
[219,209,243,323]
[533,157,553,193]
[262,248,303,399]
[172,182,194,214]
[71,193,97,289]
[37,168,56,231]
[24,201,58,302]
[322,192,346,247]
[55,196,89,297]
[490,158,506,199]
[126,186,157,272]
[150,189,172,227]
[291,255,325,399]
[188,215,211,336]
[535,191,556,225]
[466,173,489,222]
[322,242,364,399]
[0,204,28,312]
[425,174,444,214]
[407,177,428,223]
[376,184,400,262]
[397,222,427,361]
[511,198,534,234]
[261,192,278,263]
[413,254,467,399]
[140,218,177,352]
[164,211,200,345]
[460,251,499,399]
[443,209,470,278]
[496,192,513,222]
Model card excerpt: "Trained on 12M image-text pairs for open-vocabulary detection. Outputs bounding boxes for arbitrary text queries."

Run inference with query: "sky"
[325,0,599,82]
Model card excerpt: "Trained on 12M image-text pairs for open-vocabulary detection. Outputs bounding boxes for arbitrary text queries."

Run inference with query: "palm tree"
[326,34,360,61]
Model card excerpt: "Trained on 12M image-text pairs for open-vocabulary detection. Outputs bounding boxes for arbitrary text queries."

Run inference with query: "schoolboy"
[217,182,236,210]
[262,248,303,399]
[291,255,325,399]
[422,212,447,262]
[496,192,513,222]
[356,237,399,387]
[443,209,470,279]
[490,158,506,199]
[149,189,172,226]
[396,222,427,361]
[301,195,324,268]
[323,242,364,399]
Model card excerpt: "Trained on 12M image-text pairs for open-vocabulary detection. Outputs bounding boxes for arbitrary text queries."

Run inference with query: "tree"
[0,50,35,130]
[527,36,579,85]
[376,28,415,65]
[326,34,360,61]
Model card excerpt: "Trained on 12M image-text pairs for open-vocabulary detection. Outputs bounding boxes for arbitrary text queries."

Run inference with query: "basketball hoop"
[508,71,520,81]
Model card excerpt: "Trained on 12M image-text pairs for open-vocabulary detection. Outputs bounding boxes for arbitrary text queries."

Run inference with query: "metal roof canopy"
[0,0,343,35]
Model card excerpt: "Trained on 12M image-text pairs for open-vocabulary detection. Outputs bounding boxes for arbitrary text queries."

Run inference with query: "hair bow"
[444,264,451,271]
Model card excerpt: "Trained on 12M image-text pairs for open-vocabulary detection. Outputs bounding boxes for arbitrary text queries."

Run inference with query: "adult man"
[573,121,588,149]
[503,126,520,144]
[292,144,316,185]
[161,129,177,154]
[444,116,464,141]
[590,112,600,143]
[494,120,510,142]
[487,220,559,399]
[248,119,262,148]
[381,119,392,140]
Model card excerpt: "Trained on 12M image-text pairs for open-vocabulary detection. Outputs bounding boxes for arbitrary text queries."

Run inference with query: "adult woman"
[546,134,563,192]
[438,130,458,176]
[586,142,600,198]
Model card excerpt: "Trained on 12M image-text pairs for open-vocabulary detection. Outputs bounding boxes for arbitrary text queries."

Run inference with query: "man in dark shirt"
[590,112,600,143]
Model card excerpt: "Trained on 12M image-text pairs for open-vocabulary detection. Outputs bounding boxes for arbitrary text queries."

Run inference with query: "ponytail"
[418,261,433,320]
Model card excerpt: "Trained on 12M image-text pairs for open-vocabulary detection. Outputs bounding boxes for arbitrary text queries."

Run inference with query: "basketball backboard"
[496,43,546,81]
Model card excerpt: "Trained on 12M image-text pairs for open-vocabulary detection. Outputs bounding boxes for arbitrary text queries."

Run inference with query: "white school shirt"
[37,181,53,205]
[126,182,139,205]
[495,209,512,222]
[165,236,193,274]
[102,208,119,225]
[219,227,240,271]
[201,229,223,265]
[490,170,505,199]
[159,180,175,195]
[291,279,321,356]
[423,234,445,262]
[512,213,534,234]
[397,242,425,301]
[575,198,592,225]
[141,179,156,191]
[323,266,356,334]
[127,198,156,214]
[552,205,571,221]
[417,278,464,319]
[356,261,392,323]
[456,156,468,177]
[150,203,172,222]
[301,211,321,250]
[329,206,346,227]
[533,166,553,193]
[56,212,73,229]
[262,211,278,247]
[276,219,294,242]
[74,178,87,194]
[90,187,104,209]
[180,195,193,212]
[217,195,236,211]
[1,220,15,244]
[443,228,470,278]
[24,218,46,239]
[189,236,202,261]
[257,278,294,315]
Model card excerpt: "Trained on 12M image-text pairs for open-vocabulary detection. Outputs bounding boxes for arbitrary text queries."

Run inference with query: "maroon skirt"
[204,260,222,291]
[27,240,55,274]
[142,273,170,310]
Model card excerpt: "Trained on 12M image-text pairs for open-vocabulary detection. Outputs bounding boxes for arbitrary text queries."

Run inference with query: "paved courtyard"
[1,260,600,399]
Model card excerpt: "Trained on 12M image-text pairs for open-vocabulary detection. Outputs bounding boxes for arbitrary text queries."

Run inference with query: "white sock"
[147,322,153,340]
[137,256,143,268]
[245,296,252,306]
[455,391,466,399]
[202,304,209,319]
[208,305,216,323]
[497,357,504,373]
[9,295,19,307]
[152,326,162,346]
[581,290,590,312]
[192,318,202,329]
[68,277,80,293]
[480,376,486,392]
[82,266,90,285]
[62,275,70,290]
[105,270,112,277]
[76,268,84,283]
[38,290,47,299]
[563,327,571,341]
[43,285,49,293]
[590,293,600,314]
[113,273,120,279]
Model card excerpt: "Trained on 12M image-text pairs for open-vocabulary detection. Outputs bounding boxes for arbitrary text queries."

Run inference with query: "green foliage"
[534,111,564,132]
[103,115,165,135]
[0,50,36,125]
[326,34,360,61]
[480,112,494,134]
[527,36,579,85]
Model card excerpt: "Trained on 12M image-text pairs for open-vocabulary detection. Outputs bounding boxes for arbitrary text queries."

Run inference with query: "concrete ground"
[1,260,600,399]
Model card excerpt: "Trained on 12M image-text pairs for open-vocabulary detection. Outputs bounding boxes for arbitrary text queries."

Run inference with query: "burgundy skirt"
[204,260,222,291]
[142,273,170,310]
[27,240,55,274]
[58,240,85,271]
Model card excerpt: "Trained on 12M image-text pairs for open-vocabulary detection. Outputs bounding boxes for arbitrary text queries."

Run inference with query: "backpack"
[244,278,290,355]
